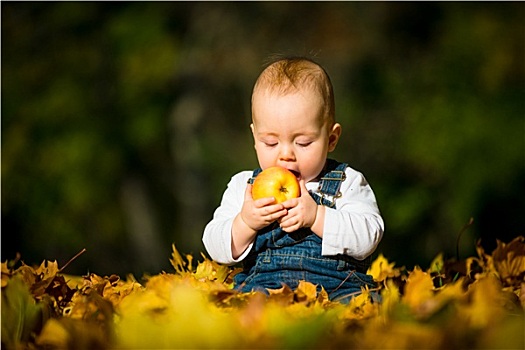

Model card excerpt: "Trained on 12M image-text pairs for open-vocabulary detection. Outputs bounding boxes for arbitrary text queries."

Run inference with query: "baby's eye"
[296,141,312,147]
[263,142,277,147]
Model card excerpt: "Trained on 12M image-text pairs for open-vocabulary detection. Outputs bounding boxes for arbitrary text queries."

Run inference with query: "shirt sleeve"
[320,167,384,260]
[202,171,254,265]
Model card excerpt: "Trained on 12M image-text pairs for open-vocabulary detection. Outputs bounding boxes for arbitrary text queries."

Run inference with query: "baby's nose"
[279,145,296,161]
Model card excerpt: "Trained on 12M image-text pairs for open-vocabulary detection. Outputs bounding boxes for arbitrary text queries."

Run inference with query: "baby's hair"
[252,56,336,124]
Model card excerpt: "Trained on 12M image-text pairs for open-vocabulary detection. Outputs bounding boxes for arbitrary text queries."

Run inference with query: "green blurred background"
[2,2,524,277]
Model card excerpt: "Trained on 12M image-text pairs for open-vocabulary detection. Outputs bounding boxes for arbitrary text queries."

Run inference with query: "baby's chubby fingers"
[241,184,288,230]
[280,198,299,210]
[279,179,318,231]
[246,182,279,207]
[253,196,279,208]
[259,202,287,220]
[246,186,287,219]
[279,214,300,232]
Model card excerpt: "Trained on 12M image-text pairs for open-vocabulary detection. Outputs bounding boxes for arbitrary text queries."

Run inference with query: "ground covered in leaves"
[2,236,524,349]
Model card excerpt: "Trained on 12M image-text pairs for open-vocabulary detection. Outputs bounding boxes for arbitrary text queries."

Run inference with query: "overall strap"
[247,168,263,184]
[315,159,348,208]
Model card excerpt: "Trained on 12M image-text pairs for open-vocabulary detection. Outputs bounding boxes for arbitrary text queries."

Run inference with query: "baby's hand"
[279,180,318,232]
[240,184,288,232]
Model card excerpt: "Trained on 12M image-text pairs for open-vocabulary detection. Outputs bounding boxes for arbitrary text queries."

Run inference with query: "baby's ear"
[328,123,342,151]
[250,123,256,149]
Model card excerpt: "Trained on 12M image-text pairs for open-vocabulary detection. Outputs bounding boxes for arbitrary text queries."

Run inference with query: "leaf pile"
[2,237,524,349]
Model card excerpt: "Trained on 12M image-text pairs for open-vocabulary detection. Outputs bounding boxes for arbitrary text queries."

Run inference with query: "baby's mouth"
[288,169,301,180]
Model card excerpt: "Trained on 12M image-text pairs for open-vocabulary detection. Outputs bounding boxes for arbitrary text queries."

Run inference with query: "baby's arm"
[321,171,384,260]
[202,172,249,264]
[231,184,287,259]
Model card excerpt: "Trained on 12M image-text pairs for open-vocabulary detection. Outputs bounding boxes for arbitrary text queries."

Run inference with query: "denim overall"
[234,159,376,302]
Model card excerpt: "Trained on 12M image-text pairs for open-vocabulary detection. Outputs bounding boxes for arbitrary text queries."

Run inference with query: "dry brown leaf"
[492,236,525,287]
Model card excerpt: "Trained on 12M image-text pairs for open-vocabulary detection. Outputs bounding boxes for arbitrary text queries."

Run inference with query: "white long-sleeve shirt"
[202,165,384,265]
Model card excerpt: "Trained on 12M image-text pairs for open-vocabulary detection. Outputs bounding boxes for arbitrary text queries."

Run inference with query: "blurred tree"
[2,2,184,275]
[2,2,523,276]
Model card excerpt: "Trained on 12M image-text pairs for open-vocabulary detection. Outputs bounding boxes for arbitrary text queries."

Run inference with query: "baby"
[202,57,384,302]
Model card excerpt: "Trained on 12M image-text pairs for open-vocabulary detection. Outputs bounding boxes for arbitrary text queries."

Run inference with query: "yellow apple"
[252,166,300,203]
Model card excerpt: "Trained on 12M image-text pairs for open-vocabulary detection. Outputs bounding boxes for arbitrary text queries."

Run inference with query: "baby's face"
[251,88,340,183]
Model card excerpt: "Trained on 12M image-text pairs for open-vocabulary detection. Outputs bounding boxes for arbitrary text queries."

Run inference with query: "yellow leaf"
[194,258,230,283]
[475,240,496,273]
[1,262,11,287]
[466,256,481,279]
[361,321,443,349]
[267,284,295,305]
[461,275,510,329]
[170,244,189,275]
[343,288,379,320]
[380,279,401,319]
[315,286,330,307]
[143,273,180,301]
[115,283,238,349]
[368,254,399,282]
[102,276,142,308]
[403,267,434,311]
[194,259,214,279]
[35,260,59,279]
[492,236,525,287]
[36,317,110,349]
[35,319,69,348]
[434,277,466,303]
[295,280,318,303]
